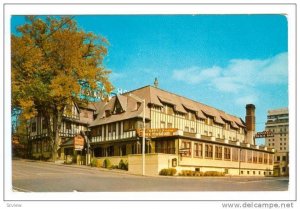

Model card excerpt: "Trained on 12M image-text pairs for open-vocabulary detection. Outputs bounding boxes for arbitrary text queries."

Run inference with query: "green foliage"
[159,168,177,176]
[91,158,97,167]
[179,170,225,177]
[118,159,128,170]
[11,16,113,160]
[103,158,111,168]
[203,171,225,176]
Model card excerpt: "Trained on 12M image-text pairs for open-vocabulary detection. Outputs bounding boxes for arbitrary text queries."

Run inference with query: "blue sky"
[11,15,288,144]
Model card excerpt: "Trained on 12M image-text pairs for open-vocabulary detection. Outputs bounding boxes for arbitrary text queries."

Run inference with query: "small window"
[66,122,71,130]
[31,121,37,132]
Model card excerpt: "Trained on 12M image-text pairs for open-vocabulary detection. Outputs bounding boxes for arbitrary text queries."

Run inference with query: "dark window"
[66,122,71,130]
[32,121,37,132]
[277,156,280,161]
[42,118,47,129]
[282,156,286,161]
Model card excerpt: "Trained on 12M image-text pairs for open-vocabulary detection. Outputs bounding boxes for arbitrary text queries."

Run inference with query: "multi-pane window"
[258,152,263,163]
[240,149,246,162]
[166,105,174,115]
[215,146,222,159]
[247,150,253,163]
[232,148,239,161]
[194,143,203,157]
[224,147,231,160]
[167,123,172,128]
[124,120,136,131]
[253,152,258,163]
[181,141,191,157]
[264,153,268,164]
[190,112,196,121]
[205,144,213,158]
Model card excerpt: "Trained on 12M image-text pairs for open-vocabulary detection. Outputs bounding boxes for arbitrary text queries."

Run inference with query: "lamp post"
[129,93,146,176]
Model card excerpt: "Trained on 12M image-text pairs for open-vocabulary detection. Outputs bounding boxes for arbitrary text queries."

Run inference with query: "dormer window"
[105,110,111,117]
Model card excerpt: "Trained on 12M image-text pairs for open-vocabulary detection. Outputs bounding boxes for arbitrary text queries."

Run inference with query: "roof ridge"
[148,86,242,120]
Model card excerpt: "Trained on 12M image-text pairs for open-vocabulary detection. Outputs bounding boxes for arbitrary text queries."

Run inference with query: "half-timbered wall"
[150,105,245,142]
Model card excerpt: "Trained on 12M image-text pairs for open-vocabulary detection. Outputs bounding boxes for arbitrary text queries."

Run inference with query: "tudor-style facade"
[28,102,96,159]
[89,85,274,176]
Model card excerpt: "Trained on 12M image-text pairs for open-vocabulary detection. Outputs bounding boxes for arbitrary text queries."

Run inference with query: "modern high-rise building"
[264,108,289,176]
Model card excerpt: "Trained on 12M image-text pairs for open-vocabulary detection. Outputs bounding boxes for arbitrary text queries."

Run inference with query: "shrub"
[159,168,177,176]
[103,158,111,168]
[118,159,129,170]
[91,158,97,167]
[204,171,225,176]
[179,170,204,176]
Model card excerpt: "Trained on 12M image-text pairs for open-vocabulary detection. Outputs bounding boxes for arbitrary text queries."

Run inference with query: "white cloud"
[172,52,288,94]
[172,66,221,84]
[235,95,258,106]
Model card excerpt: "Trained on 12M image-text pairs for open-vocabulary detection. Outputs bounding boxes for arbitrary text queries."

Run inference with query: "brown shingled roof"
[90,85,245,127]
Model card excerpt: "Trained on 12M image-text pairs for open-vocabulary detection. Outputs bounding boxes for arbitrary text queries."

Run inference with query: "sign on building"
[74,135,84,150]
[255,130,274,138]
[136,128,178,138]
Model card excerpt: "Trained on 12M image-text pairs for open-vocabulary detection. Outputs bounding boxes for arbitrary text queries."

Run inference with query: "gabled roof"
[90,85,246,128]
[116,94,128,112]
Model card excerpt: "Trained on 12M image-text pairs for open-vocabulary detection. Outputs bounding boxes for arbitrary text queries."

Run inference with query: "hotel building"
[88,85,274,176]
[264,108,289,176]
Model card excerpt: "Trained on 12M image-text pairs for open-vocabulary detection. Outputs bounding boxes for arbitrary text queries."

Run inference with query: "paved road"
[12,159,288,192]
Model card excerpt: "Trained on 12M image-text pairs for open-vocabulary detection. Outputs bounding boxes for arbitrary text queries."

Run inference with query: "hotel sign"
[136,128,178,138]
[74,135,84,150]
[255,130,274,138]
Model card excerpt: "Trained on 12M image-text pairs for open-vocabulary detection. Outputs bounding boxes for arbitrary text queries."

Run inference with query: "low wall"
[92,154,273,176]
[128,153,178,176]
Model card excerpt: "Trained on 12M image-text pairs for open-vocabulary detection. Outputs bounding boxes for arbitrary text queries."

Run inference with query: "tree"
[12,16,113,161]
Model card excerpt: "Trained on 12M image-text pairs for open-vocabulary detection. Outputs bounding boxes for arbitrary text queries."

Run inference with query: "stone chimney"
[245,104,255,144]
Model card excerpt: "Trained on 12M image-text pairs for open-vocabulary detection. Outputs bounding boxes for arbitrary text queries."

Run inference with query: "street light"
[129,93,146,176]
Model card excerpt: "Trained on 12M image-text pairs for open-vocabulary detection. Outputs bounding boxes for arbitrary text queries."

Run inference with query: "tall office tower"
[265,108,289,176]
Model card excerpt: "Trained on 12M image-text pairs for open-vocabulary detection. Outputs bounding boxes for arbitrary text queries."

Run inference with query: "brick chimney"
[245,104,255,144]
